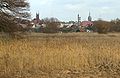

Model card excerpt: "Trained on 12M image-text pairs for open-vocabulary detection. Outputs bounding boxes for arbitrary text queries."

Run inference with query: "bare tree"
[110,18,120,32]
[94,20,111,34]
[42,17,60,33]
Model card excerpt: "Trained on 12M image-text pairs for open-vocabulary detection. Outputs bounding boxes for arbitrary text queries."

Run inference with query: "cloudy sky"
[29,0,120,21]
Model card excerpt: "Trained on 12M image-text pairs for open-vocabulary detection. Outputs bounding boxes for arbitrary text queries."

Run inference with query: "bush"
[94,20,111,34]
[42,17,60,33]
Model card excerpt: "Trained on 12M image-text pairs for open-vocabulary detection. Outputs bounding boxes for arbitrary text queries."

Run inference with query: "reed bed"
[0,33,120,78]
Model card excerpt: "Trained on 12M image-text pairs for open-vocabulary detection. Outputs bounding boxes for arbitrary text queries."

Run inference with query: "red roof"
[32,18,42,25]
[80,21,93,26]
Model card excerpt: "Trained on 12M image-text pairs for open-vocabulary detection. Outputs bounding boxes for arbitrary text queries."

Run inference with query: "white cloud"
[40,0,54,5]
[29,0,120,21]
[65,3,86,11]
[29,0,54,6]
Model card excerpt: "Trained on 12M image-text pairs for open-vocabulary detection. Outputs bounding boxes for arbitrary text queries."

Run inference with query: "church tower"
[88,12,92,21]
[78,14,81,26]
[36,13,39,20]
[36,12,40,24]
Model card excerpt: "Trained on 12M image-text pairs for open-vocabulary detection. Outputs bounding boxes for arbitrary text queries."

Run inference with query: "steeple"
[89,12,90,16]
[36,12,39,20]
[35,12,40,24]
[78,14,81,26]
[88,12,92,21]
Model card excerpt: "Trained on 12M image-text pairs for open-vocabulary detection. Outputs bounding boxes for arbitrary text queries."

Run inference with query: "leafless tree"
[42,17,60,33]
[94,20,111,34]
[110,18,120,32]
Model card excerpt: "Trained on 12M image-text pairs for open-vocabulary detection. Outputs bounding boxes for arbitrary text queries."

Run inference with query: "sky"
[28,0,120,22]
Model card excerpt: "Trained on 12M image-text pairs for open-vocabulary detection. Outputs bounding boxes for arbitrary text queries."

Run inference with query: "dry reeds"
[0,33,120,78]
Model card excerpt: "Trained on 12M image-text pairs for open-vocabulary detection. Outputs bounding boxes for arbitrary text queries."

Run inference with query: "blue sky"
[29,0,120,21]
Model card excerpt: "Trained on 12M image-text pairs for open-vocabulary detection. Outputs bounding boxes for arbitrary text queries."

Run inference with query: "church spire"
[89,12,90,16]
[78,14,81,26]
[36,12,39,20]
[36,12,40,24]
[88,12,92,21]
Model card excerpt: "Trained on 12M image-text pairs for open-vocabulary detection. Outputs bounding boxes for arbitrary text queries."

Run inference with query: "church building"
[80,12,93,27]
[32,13,42,25]
[79,12,94,32]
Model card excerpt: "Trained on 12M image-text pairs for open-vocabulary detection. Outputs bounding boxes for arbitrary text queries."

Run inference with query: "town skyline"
[29,0,120,21]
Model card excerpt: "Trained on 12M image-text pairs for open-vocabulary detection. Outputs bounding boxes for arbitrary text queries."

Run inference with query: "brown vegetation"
[94,20,111,34]
[42,17,60,33]
[94,18,120,34]
[0,33,120,78]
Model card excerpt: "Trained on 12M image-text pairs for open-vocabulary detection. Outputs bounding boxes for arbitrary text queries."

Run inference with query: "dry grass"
[0,32,120,78]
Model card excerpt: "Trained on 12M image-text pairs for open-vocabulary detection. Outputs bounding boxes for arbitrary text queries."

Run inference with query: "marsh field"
[0,32,120,78]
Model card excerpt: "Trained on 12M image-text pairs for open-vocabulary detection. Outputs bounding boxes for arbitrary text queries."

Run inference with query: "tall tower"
[36,12,40,24]
[78,14,81,26]
[88,12,92,21]
[36,13,39,20]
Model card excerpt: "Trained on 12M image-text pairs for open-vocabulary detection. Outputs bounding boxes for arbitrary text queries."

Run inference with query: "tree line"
[40,18,120,34]
[94,18,120,34]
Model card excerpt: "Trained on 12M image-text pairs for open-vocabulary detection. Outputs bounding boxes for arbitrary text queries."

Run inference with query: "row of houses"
[18,12,94,33]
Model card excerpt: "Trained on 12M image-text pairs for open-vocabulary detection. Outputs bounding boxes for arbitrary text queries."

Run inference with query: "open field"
[0,32,120,78]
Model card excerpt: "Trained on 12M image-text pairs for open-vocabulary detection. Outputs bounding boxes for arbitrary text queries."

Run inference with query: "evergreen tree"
[0,0,30,33]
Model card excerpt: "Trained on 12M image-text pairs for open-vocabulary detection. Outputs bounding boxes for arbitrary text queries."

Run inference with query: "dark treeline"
[93,18,120,34]
[40,18,120,34]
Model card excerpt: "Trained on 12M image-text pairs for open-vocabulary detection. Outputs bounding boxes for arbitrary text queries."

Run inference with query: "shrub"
[94,20,111,34]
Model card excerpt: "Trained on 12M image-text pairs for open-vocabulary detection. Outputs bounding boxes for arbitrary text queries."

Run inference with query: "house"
[79,12,94,32]
[31,13,45,32]
[80,21,93,27]
[32,13,42,25]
